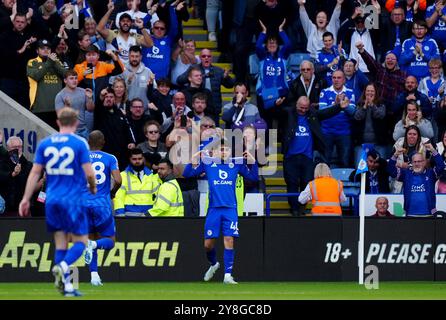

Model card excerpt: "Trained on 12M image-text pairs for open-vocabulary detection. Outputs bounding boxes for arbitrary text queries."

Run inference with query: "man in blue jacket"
[388,142,445,217]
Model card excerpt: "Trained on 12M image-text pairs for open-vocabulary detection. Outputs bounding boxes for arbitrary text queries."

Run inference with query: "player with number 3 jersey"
[83,130,122,286]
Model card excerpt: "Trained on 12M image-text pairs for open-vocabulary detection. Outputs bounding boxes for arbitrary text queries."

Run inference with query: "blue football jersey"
[34,133,91,202]
[88,150,119,200]
[183,156,258,208]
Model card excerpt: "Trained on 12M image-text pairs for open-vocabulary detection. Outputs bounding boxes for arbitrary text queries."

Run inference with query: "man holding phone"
[0,136,33,214]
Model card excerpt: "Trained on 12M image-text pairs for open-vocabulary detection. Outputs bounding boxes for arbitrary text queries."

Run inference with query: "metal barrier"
[265,192,359,216]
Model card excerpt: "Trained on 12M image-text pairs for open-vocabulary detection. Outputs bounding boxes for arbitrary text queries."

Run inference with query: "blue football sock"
[224,249,234,274]
[54,250,67,265]
[62,242,86,266]
[206,248,217,265]
[89,250,98,272]
[96,238,114,250]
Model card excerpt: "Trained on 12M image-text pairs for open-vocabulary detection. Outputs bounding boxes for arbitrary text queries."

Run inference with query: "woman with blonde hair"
[393,100,434,141]
[298,163,346,216]
[111,78,129,115]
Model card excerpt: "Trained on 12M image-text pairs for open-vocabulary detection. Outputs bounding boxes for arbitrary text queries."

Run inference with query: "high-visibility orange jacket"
[309,177,343,216]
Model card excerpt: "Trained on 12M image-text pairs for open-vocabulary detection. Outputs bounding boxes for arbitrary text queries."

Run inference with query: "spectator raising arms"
[297,0,343,59]
[97,0,153,64]
[255,19,290,132]
[388,141,444,217]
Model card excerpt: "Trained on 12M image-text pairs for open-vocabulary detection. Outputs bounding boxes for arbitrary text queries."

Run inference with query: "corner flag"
[356,143,374,175]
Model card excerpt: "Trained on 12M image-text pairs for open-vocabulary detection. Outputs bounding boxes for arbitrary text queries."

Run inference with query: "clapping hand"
[275,97,286,106]
[340,96,350,109]
[259,19,267,33]
[85,88,93,100]
[424,142,435,152]
[279,18,286,32]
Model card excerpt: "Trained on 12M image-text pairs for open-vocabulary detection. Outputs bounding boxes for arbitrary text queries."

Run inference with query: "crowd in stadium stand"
[2,0,446,217]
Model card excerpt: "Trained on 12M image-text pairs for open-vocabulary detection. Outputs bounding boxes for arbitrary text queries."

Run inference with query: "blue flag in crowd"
[356,143,374,175]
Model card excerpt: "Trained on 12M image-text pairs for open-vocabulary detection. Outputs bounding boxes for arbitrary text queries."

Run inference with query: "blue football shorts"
[204,207,239,239]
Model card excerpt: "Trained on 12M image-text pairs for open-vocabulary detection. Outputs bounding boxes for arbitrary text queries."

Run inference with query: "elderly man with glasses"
[288,60,327,109]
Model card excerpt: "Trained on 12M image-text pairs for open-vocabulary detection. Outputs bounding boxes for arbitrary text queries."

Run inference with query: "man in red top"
[371,197,394,217]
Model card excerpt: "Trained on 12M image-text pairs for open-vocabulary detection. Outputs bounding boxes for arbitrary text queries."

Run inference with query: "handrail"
[265,192,359,216]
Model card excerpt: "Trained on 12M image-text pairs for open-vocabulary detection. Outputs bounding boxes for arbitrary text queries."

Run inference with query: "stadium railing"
[265,192,360,216]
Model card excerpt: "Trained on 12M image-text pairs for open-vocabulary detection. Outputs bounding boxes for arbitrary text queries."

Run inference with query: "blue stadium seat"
[249,53,260,79]
[331,168,360,212]
[287,53,312,74]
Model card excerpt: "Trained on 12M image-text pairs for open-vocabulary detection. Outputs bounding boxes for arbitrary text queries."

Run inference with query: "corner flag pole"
[358,172,366,285]
[356,143,371,285]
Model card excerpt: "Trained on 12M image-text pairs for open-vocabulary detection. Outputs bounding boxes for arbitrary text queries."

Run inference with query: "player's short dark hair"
[413,20,428,29]
[234,82,249,95]
[77,30,88,41]
[129,45,142,54]
[130,97,144,107]
[192,92,207,104]
[64,69,78,78]
[13,13,27,20]
[367,149,380,160]
[57,107,79,126]
[129,148,144,157]
[158,158,173,169]
[322,31,334,39]
[88,130,105,149]
[188,66,202,78]
[157,77,171,87]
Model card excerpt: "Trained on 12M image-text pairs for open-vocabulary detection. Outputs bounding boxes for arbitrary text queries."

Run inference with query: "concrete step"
[195,41,218,49]
[182,29,208,41]
[183,19,204,28]
[213,63,232,70]
[267,154,284,162]
[265,177,286,187]
[266,201,290,210]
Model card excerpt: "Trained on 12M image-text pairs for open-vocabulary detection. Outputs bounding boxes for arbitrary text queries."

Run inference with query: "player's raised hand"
[355,41,364,53]
[176,1,185,11]
[85,88,93,99]
[135,17,144,29]
[148,102,158,111]
[19,199,31,217]
[149,3,158,15]
[297,0,306,6]
[107,0,114,11]
[279,18,286,32]
[340,97,350,109]
[275,97,286,106]
[337,0,344,5]
[259,19,267,33]
[243,150,256,163]
[424,142,435,152]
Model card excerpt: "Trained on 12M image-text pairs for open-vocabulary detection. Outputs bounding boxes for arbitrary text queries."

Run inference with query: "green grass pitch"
[1,282,446,300]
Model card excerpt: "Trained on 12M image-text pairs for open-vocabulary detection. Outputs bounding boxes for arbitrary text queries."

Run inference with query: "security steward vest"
[149,175,184,217]
[114,166,161,216]
[309,177,343,216]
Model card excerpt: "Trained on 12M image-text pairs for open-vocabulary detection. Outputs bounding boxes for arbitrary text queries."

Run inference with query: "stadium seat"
[287,53,312,74]
[331,168,360,213]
